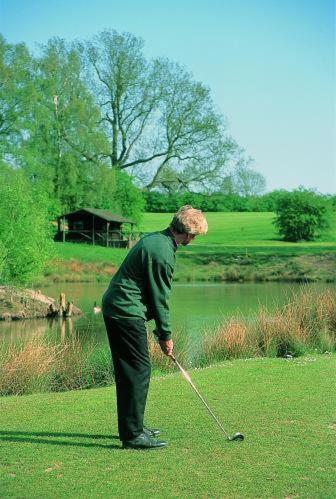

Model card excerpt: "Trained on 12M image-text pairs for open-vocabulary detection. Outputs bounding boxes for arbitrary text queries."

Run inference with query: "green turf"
[139,211,336,246]
[52,212,336,264]
[47,212,335,284]
[1,354,335,497]
[53,242,128,265]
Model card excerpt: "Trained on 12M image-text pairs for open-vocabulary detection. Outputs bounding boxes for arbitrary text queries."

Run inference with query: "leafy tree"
[85,168,145,224]
[0,166,53,285]
[143,60,237,192]
[0,36,33,160]
[0,31,253,223]
[259,189,288,211]
[83,31,159,170]
[22,38,109,213]
[83,30,240,192]
[273,188,331,242]
[114,171,145,224]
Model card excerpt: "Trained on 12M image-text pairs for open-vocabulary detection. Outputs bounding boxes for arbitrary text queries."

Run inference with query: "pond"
[0,281,334,346]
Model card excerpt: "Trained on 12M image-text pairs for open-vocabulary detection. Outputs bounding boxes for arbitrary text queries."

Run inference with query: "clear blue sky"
[1,0,335,193]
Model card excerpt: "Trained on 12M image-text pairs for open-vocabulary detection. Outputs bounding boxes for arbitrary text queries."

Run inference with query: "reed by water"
[0,335,114,396]
[0,287,335,396]
[198,287,336,365]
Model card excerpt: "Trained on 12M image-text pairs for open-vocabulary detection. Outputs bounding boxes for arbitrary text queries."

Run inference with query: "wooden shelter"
[56,208,136,248]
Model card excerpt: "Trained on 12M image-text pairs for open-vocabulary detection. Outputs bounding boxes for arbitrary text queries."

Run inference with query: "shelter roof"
[59,208,134,224]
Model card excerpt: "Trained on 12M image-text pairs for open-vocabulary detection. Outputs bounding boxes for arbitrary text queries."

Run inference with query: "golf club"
[170,354,244,442]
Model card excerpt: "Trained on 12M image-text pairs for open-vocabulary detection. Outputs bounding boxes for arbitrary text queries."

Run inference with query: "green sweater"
[102,228,177,340]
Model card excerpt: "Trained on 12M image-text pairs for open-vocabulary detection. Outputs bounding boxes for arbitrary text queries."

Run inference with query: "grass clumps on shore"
[0,329,189,396]
[1,287,335,396]
[0,336,113,396]
[199,288,336,365]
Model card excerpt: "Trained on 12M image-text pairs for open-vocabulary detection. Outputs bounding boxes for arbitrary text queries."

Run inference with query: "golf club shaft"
[170,355,231,439]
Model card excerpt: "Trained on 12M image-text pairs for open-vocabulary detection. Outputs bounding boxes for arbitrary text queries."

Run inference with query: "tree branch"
[143,161,170,190]
[121,149,170,169]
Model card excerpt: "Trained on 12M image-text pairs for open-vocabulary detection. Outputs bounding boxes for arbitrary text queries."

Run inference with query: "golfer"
[102,205,208,449]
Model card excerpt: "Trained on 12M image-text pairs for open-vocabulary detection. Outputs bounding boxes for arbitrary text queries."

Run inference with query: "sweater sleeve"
[147,255,174,340]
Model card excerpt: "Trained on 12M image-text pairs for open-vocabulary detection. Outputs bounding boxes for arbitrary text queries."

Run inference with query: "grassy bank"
[0,354,335,497]
[1,287,335,396]
[42,212,336,284]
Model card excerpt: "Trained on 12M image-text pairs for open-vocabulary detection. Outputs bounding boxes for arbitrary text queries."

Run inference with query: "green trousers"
[103,315,151,441]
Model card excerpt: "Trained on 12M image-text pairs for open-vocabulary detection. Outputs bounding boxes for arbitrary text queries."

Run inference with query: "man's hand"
[159,339,174,356]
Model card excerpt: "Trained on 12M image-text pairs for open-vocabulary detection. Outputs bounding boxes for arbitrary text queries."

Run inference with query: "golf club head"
[229,432,244,441]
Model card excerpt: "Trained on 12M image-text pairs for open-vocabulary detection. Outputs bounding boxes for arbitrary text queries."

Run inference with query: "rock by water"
[0,286,82,320]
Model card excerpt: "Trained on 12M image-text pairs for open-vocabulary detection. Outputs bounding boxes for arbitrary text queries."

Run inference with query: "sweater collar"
[161,227,178,252]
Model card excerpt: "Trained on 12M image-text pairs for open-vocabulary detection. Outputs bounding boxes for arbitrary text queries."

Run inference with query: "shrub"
[273,188,331,242]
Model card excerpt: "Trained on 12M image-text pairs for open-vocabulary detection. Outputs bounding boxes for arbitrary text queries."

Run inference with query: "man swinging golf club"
[102,205,208,449]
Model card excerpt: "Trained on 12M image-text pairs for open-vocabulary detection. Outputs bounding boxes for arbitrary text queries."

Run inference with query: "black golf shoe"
[122,432,167,450]
[143,425,161,437]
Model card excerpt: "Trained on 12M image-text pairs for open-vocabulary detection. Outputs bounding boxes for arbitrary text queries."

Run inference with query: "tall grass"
[0,328,188,396]
[0,334,114,396]
[1,288,335,396]
[199,287,336,365]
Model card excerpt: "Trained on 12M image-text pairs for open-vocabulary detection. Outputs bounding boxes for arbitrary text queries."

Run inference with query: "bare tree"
[83,30,241,191]
[232,165,266,196]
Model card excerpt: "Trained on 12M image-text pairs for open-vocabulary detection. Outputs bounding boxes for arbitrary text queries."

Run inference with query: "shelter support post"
[106,221,110,247]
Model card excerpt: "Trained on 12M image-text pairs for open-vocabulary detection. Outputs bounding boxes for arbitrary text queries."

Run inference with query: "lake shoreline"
[0,286,83,320]
[40,251,336,285]
[1,285,335,396]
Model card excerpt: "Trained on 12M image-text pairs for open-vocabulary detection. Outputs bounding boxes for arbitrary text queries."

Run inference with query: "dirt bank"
[0,286,82,320]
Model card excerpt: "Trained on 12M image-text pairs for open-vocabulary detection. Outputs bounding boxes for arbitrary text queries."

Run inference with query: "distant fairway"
[50,212,335,283]
[139,211,336,248]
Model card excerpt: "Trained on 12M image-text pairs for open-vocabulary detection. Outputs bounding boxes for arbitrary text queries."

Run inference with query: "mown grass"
[52,212,336,265]
[0,354,335,497]
[1,287,335,396]
[45,212,336,284]
[52,243,128,266]
[139,211,336,246]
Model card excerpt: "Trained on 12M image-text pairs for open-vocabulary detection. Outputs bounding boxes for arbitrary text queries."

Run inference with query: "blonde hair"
[170,205,208,235]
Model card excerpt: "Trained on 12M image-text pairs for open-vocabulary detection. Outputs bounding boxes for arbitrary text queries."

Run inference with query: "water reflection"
[0,281,334,344]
